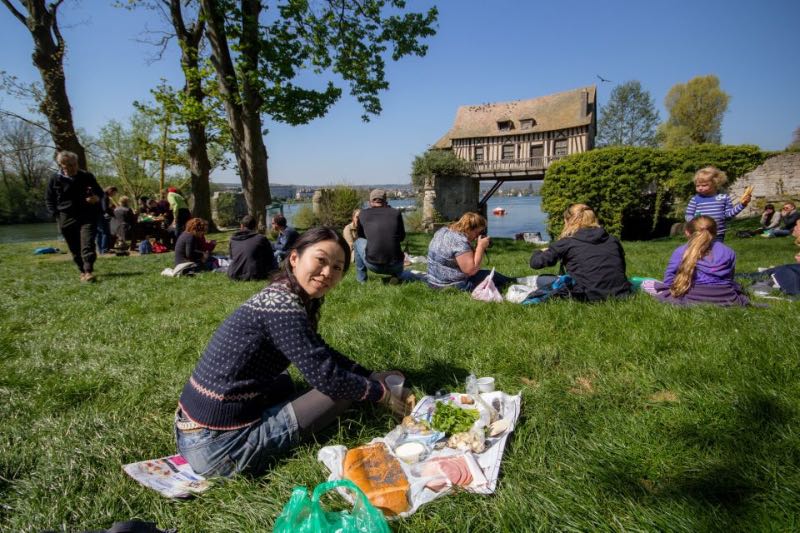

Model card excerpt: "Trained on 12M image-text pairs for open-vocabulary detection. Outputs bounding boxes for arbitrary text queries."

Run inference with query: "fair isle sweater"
[684,193,744,237]
[179,283,384,430]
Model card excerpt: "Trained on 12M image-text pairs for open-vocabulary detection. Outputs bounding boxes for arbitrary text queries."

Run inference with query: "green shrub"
[214,192,239,227]
[292,205,317,230]
[316,185,362,228]
[411,149,471,190]
[541,145,769,239]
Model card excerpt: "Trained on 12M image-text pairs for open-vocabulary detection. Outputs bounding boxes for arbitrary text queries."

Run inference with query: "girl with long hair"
[528,204,631,301]
[645,216,749,305]
[175,227,408,477]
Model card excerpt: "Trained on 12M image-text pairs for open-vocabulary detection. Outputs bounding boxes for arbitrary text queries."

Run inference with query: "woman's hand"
[379,385,414,419]
[476,235,491,250]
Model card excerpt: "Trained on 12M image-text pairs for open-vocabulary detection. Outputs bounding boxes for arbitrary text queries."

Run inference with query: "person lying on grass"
[426,211,513,291]
[175,227,410,477]
[737,222,800,297]
[642,215,749,306]
[528,204,632,301]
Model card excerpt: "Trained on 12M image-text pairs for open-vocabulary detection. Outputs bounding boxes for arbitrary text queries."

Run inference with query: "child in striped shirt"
[684,166,751,241]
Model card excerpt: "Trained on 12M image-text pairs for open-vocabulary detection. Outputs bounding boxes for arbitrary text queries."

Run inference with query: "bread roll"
[343,443,410,516]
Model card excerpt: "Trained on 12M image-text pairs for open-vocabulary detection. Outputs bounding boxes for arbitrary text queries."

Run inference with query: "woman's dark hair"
[271,227,351,330]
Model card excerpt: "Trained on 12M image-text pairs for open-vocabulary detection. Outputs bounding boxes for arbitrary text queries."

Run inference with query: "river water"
[0,196,548,243]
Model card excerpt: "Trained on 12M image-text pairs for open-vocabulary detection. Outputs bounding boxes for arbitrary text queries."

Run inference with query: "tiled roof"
[432,86,596,149]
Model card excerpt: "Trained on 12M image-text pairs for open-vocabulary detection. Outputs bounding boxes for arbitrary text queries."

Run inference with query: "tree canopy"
[596,80,660,148]
[658,75,730,148]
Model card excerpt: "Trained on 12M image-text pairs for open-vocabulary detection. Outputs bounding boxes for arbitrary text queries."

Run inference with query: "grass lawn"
[1,220,799,532]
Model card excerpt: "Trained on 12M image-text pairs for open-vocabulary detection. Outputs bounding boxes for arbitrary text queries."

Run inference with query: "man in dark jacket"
[45,151,104,282]
[228,215,277,281]
[529,226,631,301]
[765,202,799,237]
[354,189,406,283]
[271,214,299,263]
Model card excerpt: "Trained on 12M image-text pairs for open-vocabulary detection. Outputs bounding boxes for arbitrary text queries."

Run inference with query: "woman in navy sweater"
[175,227,407,477]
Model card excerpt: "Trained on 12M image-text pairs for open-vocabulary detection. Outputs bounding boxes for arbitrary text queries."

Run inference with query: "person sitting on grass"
[174,217,212,270]
[175,227,410,477]
[528,204,631,301]
[762,202,799,238]
[426,211,513,291]
[643,215,749,306]
[684,166,751,241]
[738,222,800,297]
[228,214,277,281]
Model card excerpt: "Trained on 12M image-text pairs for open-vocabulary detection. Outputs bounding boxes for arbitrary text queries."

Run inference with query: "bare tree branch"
[0,0,27,25]
[0,108,53,135]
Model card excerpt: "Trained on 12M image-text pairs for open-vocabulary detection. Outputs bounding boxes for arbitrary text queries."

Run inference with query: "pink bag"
[471,268,503,302]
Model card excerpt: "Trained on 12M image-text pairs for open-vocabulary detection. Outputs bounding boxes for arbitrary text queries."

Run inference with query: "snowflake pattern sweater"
[179,283,384,430]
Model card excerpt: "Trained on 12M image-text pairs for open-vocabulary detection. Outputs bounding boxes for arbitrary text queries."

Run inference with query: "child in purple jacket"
[643,216,749,306]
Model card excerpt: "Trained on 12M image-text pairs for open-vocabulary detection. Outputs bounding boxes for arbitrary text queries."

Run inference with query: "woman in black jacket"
[529,204,631,301]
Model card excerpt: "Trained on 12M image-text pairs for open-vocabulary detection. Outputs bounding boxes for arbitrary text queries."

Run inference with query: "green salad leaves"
[431,402,479,435]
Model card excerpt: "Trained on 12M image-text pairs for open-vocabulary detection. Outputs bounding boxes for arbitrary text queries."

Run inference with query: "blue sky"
[1,0,798,185]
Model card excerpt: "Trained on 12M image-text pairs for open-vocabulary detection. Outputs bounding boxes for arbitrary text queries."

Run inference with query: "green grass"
[1,220,799,532]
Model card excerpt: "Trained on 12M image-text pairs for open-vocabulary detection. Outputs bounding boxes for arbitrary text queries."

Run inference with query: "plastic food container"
[476,377,495,393]
[394,441,429,464]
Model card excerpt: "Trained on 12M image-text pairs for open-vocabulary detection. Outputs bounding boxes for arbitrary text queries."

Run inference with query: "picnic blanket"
[318,390,521,518]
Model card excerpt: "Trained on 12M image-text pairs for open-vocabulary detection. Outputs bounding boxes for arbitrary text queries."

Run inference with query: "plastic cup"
[476,377,495,393]
[385,375,405,398]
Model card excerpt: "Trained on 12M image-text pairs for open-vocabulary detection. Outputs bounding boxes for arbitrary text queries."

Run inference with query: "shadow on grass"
[99,271,148,278]
[592,388,796,525]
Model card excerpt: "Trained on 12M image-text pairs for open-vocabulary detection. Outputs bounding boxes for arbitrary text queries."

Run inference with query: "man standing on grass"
[46,151,104,282]
[354,189,406,283]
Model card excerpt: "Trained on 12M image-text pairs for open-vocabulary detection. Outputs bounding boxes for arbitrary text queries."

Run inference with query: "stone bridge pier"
[422,174,479,230]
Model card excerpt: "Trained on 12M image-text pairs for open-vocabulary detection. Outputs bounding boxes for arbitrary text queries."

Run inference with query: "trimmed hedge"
[541,145,769,239]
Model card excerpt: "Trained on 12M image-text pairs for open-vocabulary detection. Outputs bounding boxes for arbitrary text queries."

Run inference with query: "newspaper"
[318,390,521,517]
[123,454,210,499]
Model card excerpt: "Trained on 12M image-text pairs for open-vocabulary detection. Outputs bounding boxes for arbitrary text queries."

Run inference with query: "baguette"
[343,443,410,516]
[739,185,754,204]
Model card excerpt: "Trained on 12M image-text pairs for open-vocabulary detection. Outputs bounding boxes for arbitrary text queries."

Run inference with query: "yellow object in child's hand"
[739,185,754,204]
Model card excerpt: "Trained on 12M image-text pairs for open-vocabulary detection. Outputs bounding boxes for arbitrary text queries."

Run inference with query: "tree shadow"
[590,388,796,526]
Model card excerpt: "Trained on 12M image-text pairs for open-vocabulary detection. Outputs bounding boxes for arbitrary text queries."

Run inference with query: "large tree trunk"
[2,0,87,168]
[168,0,216,231]
[200,0,270,230]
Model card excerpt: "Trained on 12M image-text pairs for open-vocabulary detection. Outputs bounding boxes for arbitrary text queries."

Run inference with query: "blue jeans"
[353,238,404,282]
[175,403,300,478]
[768,228,792,237]
[96,216,111,253]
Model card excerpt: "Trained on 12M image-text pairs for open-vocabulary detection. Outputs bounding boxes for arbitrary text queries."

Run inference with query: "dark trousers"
[59,215,97,273]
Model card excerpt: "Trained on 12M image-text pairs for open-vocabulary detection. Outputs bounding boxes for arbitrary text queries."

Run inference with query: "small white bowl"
[476,377,495,393]
[394,441,428,464]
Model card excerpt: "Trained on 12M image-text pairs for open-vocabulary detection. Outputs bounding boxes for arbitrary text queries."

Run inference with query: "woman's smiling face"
[289,239,346,298]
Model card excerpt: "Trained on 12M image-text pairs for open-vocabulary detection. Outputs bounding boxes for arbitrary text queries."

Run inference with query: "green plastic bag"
[273,479,390,533]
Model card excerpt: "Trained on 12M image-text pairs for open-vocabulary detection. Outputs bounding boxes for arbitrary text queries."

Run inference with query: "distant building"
[269,184,296,199]
[432,86,596,178]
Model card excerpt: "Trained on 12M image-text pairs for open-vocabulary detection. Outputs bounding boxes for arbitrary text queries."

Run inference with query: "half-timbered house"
[432,86,596,178]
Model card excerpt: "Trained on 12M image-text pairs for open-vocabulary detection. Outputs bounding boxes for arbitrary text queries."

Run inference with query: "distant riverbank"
[0,196,548,243]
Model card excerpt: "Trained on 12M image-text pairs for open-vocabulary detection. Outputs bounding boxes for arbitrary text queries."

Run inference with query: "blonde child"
[644,216,748,306]
[684,166,751,241]
[528,204,631,301]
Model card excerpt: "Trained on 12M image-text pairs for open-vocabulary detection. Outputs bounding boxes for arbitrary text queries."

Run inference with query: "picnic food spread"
[320,387,522,518]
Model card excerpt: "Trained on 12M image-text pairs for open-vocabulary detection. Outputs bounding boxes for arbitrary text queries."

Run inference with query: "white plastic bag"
[471,268,503,303]
[505,284,535,303]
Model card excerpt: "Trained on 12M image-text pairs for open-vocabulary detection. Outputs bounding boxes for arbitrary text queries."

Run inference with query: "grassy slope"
[1,221,799,532]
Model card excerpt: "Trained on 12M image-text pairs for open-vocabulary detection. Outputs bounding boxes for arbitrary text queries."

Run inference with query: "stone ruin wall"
[730,152,800,217]
[422,174,479,230]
